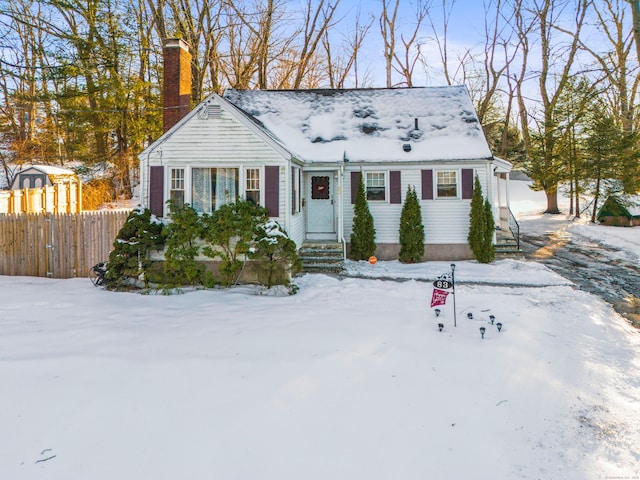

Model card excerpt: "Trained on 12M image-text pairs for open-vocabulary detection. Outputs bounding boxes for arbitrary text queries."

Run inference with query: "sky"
[334,0,498,87]
[2,181,640,480]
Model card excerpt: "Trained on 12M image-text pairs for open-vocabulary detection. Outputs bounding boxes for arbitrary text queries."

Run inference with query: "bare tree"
[513,0,589,214]
[380,0,431,87]
[581,0,640,193]
[323,7,374,88]
[625,0,640,63]
[291,0,341,88]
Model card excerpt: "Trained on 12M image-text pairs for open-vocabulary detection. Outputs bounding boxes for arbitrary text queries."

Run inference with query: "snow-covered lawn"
[2,179,639,479]
[2,260,639,479]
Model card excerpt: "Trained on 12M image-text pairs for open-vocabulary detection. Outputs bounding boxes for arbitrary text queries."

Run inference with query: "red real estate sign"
[430,288,450,307]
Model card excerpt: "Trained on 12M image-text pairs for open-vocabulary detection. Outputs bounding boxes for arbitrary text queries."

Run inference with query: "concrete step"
[299,242,344,273]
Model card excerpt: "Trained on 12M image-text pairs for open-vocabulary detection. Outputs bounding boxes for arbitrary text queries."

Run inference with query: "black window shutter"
[421,170,433,200]
[149,166,164,217]
[461,169,474,199]
[390,171,401,204]
[265,165,280,217]
[351,171,361,204]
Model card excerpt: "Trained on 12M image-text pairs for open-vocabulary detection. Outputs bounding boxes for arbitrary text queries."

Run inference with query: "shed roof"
[598,195,640,218]
[18,165,76,176]
[222,86,493,163]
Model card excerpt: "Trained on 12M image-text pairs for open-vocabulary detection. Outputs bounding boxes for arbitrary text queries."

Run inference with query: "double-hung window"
[366,172,386,201]
[191,167,239,213]
[245,168,261,206]
[170,168,185,209]
[436,171,458,198]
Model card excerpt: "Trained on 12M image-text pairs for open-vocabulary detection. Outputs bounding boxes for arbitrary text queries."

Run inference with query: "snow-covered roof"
[18,165,76,176]
[222,86,493,163]
[620,195,640,217]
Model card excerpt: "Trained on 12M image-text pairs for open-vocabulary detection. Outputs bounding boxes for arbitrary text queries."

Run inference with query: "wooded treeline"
[1,0,639,217]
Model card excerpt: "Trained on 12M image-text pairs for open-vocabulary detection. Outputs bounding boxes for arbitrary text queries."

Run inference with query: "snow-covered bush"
[251,221,301,289]
[104,206,164,290]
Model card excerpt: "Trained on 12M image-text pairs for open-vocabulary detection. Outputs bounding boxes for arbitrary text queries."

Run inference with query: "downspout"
[487,157,496,241]
[339,162,346,260]
[286,156,292,242]
[144,150,151,209]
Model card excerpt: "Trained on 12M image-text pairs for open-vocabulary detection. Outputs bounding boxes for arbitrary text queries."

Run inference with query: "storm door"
[307,172,336,237]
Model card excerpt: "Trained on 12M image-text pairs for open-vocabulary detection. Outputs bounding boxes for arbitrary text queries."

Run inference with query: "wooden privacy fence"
[0,183,81,214]
[0,211,130,278]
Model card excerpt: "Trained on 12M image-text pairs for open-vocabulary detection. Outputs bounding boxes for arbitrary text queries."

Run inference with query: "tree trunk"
[544,189,560,214]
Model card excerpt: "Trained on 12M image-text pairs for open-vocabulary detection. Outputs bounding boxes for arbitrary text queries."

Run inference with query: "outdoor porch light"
[480,326,486,338]
[438,323,444,332]
[467,312,473,319]
[435,308,441,317]
[496,322,503,332]
[489,315,495,324]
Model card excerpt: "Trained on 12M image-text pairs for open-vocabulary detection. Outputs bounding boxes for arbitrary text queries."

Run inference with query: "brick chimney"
[163,38,192,133]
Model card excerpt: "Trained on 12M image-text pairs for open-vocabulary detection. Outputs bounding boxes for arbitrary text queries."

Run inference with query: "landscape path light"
[497,322,503,332]
[480,326,486,339]
[435,308,441,317]
[438,323,444,332]
[489,315,495,324]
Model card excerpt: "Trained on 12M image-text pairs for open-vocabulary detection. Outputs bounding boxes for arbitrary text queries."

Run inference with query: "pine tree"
[399,186,424,263]
[468,175,494,263]
[349,173,376,260]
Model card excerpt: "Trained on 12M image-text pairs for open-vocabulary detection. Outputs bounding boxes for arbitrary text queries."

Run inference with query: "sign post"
[450,263,457,327]
[431,264,457,327]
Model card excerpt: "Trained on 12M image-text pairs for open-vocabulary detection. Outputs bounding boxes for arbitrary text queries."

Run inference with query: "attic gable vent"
[207,104,221,119]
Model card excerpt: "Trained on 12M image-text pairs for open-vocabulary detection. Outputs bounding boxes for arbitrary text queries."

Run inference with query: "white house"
[139,39,514,261]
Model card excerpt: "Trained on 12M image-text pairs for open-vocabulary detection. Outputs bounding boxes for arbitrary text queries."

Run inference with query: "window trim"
[291,165,302,215]
[188,165,240,213]
[169,167,185,211]
[365,170,388,202]
[244,166,263,207]
[434,169,459,199]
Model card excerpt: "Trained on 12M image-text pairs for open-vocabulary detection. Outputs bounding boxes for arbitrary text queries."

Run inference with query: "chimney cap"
[164,38,190,51]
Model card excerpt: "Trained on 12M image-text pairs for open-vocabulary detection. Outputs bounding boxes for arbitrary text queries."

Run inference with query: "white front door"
[307,172,336,239]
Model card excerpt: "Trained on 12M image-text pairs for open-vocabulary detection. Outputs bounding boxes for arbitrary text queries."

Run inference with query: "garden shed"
[597,195,640,227]
[11,165,78,190]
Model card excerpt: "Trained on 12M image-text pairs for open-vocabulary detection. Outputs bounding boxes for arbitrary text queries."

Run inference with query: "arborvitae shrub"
[350,173,376,260]
[483,197,496,263]
[399,186,425,263]
[468,175,495,263]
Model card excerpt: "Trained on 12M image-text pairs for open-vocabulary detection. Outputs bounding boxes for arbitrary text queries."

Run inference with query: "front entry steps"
[495,229,523,259]
[298,241,344,274]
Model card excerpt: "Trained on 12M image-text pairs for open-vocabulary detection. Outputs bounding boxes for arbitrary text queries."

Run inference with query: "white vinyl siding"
[344,167,485,244]
[147,104,288,226]
[155,107,285,163]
